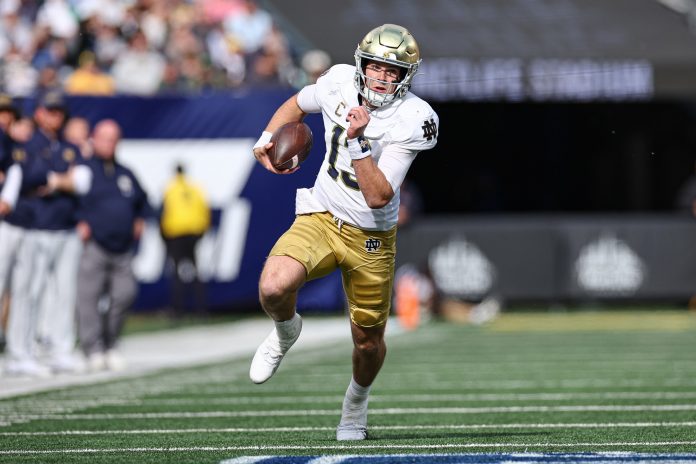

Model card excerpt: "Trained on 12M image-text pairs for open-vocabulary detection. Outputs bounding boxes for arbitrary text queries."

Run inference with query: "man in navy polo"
[49,119,150,371]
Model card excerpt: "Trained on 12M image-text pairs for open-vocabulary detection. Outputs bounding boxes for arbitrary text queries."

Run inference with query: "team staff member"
[250,24,438,440]
[160,163,211,319]
[49,119,149,371]
[2,107,55,377]
[23,92,84,374]
[0,94,20,349]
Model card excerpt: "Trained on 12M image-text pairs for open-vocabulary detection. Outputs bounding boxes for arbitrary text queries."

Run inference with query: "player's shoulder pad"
[316,64,354,90]
[391,94,439,151]
[312,64,355,108]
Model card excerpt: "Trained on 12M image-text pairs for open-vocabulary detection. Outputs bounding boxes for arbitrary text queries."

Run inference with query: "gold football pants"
[269,212,396,327]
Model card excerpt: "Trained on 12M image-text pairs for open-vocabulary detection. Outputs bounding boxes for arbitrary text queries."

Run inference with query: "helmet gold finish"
[354,24,421,107]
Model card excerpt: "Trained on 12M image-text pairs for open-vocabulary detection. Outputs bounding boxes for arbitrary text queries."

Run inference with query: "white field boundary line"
[7,391,696,411]
[221,453,696,464]
[252,370,695,383]
[7,404,696,421]
[2,441,696,455]
[2,421,696,436]
[34,377,696,399]
[182,378,696,394]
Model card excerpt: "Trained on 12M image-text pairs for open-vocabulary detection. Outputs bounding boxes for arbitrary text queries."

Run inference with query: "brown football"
[268,121,313,170]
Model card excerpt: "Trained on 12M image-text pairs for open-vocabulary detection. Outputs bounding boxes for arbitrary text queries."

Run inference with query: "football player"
[250,24,439,440]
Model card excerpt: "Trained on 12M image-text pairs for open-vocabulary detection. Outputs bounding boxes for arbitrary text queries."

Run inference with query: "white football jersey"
[296,64,439,231]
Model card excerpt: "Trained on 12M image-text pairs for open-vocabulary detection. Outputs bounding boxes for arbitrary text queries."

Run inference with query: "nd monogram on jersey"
[297,64,438,231]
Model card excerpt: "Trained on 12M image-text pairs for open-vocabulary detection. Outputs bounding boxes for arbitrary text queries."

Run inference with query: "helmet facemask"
[353,24,421,108]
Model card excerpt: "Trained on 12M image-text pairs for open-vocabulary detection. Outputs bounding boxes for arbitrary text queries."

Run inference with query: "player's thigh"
[341,227,397,328]
[268,213,338,282]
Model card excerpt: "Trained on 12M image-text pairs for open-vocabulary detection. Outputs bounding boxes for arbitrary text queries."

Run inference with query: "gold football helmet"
[354,24,420,108]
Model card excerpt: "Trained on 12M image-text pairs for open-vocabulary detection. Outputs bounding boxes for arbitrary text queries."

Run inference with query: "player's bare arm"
[253,94,307,175]
[346,106,394,209]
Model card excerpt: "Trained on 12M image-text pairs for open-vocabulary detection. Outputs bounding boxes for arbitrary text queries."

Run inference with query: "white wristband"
[347,136,372,160]
[253,131,273,150]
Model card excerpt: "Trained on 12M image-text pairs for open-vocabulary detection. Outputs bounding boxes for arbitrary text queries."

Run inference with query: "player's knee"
[258,273,291,306]
[354,337,383,358]
[259,257,304,306]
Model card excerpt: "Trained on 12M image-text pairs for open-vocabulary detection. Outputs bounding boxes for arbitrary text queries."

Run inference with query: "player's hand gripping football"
[346,106,370,139]
[253,143,300,175]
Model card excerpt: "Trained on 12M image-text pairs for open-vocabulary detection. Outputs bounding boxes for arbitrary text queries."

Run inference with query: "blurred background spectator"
[0,0,328,96]
[65,51,115,95]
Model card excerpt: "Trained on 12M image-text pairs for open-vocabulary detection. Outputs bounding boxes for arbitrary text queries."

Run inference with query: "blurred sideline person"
[25,92,84,374]
[2,103,56,377]
[64,117,92,159]
[250,24,438,440]
[49,120,149,371]
[0,95,23,358]
[160,163,211,319]
[393,261,501,330]
[1,117,35,349]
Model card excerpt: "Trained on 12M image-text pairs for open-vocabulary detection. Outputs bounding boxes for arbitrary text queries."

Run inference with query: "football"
[268,121,313,170]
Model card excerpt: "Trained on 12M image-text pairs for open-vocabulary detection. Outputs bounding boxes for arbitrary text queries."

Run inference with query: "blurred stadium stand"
[267,0,696,100]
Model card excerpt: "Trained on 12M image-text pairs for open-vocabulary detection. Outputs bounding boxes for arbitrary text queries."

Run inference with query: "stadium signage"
[412,58,653,101]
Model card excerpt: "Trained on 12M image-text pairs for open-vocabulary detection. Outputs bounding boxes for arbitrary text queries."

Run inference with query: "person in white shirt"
[249,24,439,441]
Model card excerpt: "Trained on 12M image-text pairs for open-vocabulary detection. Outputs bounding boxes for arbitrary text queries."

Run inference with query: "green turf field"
[1,311,696,463]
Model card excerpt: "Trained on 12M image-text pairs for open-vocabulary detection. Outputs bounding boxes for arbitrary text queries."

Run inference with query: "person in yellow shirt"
[64,51,115,96]
[160,163,211,319]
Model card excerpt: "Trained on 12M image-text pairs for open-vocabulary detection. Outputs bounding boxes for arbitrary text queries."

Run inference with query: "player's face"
[364,61,402,96]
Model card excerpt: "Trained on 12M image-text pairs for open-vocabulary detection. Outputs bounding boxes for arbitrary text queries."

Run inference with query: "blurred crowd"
[0,0,332,97]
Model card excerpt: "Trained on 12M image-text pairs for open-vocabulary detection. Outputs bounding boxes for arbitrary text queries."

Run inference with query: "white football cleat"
[336,423,368,441]
[249,317,302,384]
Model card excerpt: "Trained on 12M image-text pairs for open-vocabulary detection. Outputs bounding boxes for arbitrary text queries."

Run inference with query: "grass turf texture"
[1,310,696,463]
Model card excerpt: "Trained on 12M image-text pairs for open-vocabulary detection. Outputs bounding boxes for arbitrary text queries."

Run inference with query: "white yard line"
[5,391,696,411]
[2,441,696,455]
[6,404,696,421]
[179,378,696,394]
[93,391,696,404]
[1,421,696,436]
